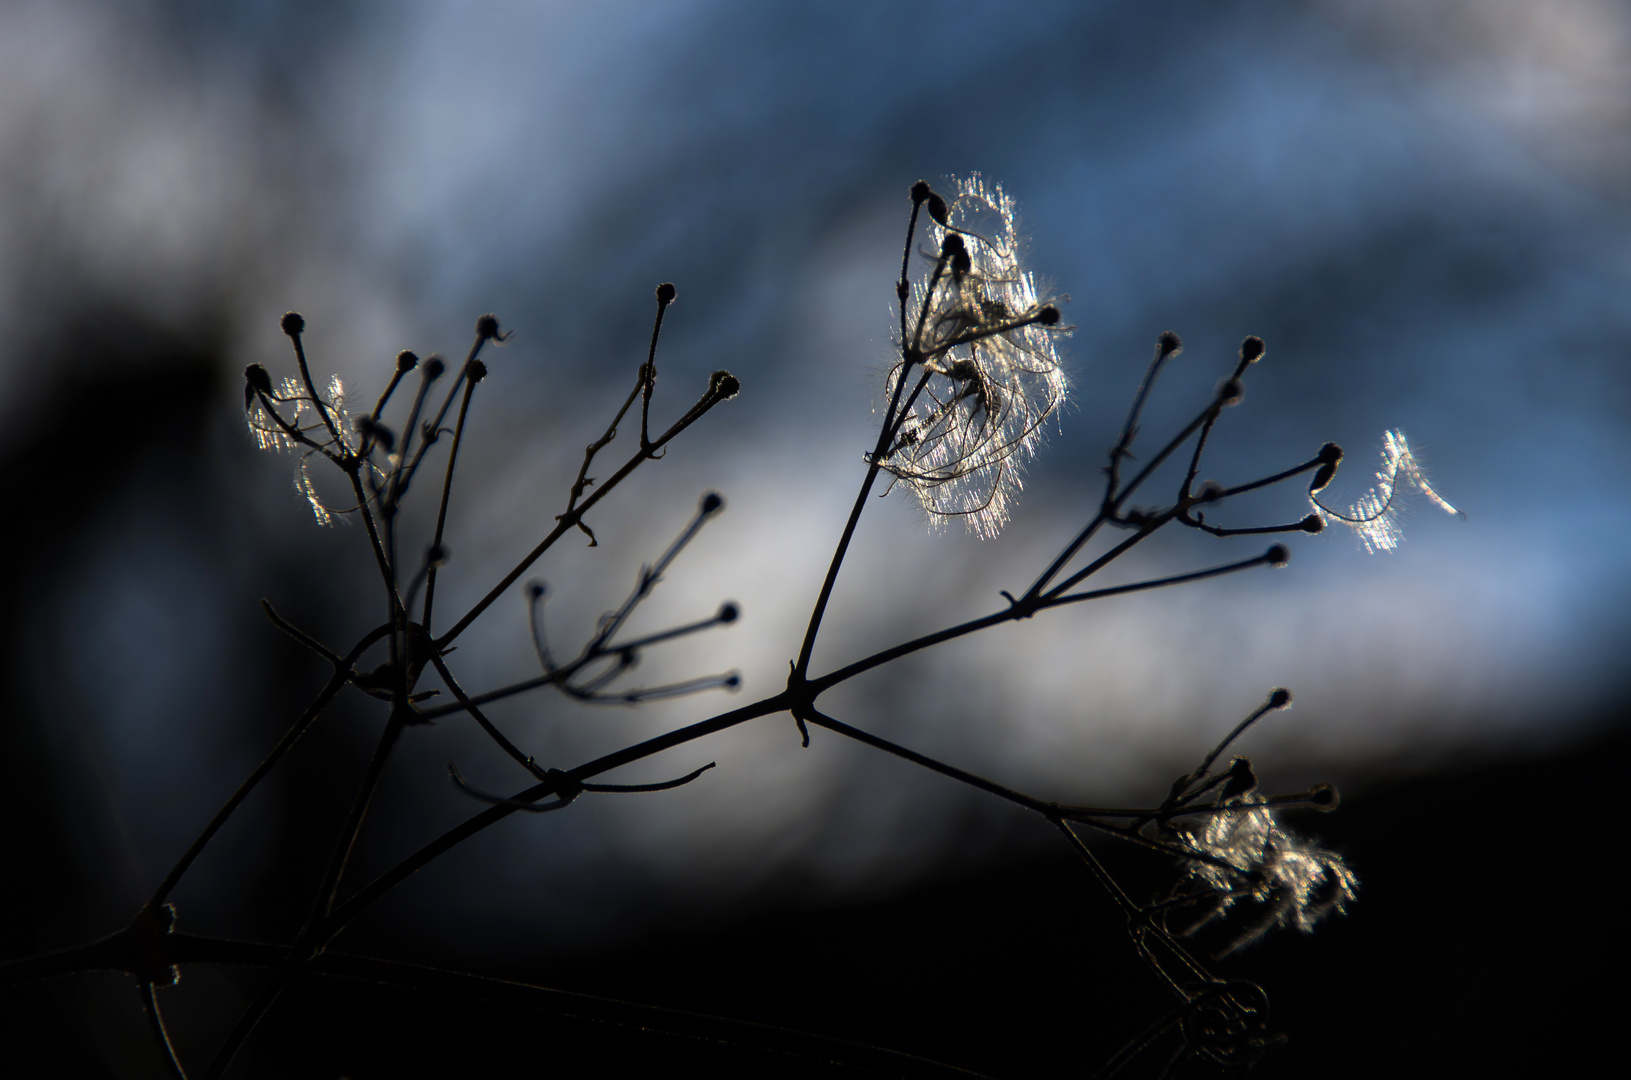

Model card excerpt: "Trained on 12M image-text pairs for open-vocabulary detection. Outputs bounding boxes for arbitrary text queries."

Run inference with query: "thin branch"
[326,692,791,938]
[436,371,737,649]
[139,979,189,1080]
[258,600,344,669]
[429,654,543,775]
[141,624,391,910]
[422,357,485,631]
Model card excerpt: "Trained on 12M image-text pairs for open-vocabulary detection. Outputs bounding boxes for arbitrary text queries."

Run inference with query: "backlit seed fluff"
[878,174,1069,539]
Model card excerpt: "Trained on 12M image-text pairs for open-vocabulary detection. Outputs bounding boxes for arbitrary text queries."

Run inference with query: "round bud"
[1299,513,1324,533]
[927,192,949,226]
[475,313,501,340]
[655,281,677,305]
[724,673,742,690]
[527,580,547,600]
[1309,463,1337,495]
[1157,330,1182,357]
[950,248,972,278]
[423,356,446,379]
[710,370,741,399]
[1221,756,1258,799]
[1318,442,1344,465]
[396,350,419,373]
[1268,687,1292,710]
[1196,479,1224,502]
[717,602,740,624]
[1036,305,1061,326]
[467,358,488,382]
[244,363,272,395]
[1220,378,1244,406]
[427,544,449,567]
[910,180,933,204]
[1240,336,1265,363]
[280,311,305,336]
[700,491,724,515]
[1266,543,1290,567]
[1308,782,1340,811]
[940,233,965,257]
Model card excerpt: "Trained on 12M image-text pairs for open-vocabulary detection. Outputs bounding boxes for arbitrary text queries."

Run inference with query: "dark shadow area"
[6,713,1618,1076]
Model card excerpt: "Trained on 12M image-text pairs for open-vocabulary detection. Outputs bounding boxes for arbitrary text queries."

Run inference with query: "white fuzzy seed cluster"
[1181,799,1359,955]
[879,174,1069,539]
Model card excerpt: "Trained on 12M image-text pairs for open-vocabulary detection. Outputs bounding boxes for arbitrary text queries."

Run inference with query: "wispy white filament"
[879,175,1068,539]
[1313,429,1461,553]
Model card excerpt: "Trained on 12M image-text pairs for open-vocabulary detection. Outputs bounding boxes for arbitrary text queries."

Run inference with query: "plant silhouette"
[0,176,1459,1077]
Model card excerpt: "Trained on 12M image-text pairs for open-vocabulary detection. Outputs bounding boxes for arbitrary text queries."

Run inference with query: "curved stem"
[139,979,189,1080]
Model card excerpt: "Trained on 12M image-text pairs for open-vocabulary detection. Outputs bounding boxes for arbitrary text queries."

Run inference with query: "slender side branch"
[326,693,790,937]
[141,624,391,911]
[139,979,189,1080]
[422,359,485,631]
[436,371,737,649]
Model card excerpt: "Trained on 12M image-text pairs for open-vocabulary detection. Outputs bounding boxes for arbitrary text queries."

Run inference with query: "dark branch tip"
[1266,543,1291,567]
[700,491,725,515]
[655,281,677,305]
[396,350,420,373]
[1240,335,1265,363]
[1220,378,1245,406]
[1299,513,1325,534]
[717,601,740,624]
[1221,756,1258,799]
[527,580,547,600]
[1268,687,1292,710]
[1157,330,1182,357]
[910,179,933,205]
[244,363,272,395]
[475,313,504,341]
[423,355,446,379]
[1036,305,1061,326]
[926,191,949,226]
[280,311,305,337]
[467,358,488,383]
[1308,782,1340,811]
[709,370,741,399]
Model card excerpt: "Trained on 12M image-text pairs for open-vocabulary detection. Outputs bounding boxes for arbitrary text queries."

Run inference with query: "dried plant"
[1,177,1456,1077]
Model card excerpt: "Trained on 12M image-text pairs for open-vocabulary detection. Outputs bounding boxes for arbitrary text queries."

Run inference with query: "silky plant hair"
[876,174,1069,538]
[1,177,1458,1078]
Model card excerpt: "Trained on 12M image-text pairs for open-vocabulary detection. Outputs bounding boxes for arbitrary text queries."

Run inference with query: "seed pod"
[927,191,949,226]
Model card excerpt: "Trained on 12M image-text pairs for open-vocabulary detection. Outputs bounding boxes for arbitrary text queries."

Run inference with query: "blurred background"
[1,0,1625,1075]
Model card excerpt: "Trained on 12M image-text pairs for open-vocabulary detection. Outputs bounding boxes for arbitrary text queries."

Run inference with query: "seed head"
[1178,797,1359,953]
[879,174,1069,539]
